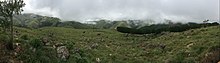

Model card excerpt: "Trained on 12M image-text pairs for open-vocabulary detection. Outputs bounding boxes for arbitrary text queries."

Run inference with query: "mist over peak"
[23,0,219,23]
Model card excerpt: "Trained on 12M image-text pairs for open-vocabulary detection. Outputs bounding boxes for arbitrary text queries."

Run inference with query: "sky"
[22,0,219,23]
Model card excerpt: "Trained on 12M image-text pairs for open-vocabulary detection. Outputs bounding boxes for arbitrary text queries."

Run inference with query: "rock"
[91,43,98,49]
[56,46,70,61]
[186,36,191,38]
[42,37,50,45]
[55,43,65,47]
[29,47,36,52]
[187,43,194,48]
[159,44,166,49]
[97,33,101,36]
[96,58,101,63]
[48,32,54,37]
[14,43,22,53]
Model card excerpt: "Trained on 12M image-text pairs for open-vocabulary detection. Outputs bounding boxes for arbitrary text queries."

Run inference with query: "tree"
[128,20,144,29]
[39,17,61,27]
[0,0,25,50]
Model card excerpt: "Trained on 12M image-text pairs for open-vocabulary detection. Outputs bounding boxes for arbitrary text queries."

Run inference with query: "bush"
[29,38,43,48]
[116,27,133,33]
[20,34,29,40]
[18,38,59,63]
[117,22,219,35]
[0,33,9,42]
[18,46,59,63]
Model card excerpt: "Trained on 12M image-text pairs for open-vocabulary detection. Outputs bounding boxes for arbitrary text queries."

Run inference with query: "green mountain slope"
[110,21,130,29]
[1,26,219,63]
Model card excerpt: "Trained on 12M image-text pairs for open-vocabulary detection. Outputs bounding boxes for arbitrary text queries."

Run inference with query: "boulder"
[56,46,70,61]
[42,37,50,45]
[96,58,101,63]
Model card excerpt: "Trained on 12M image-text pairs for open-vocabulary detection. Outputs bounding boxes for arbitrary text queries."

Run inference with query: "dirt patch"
[200,47,220,63]
[0,43,23,63]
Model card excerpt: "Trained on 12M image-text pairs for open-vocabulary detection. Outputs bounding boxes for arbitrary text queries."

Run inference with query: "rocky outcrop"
[56,45,70,61]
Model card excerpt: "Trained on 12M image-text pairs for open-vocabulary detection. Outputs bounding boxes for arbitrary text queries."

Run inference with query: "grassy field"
[1,26,220,63]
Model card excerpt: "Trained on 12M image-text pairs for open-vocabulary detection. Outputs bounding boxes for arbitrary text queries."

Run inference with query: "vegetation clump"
[117,22,219,35]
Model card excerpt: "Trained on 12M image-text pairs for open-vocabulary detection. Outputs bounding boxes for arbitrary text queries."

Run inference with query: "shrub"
[18,38,59,63]
[29,38,43,48]
[0,33,10,43]
[118,22,220,35]
[116,27,133,33]
[20,34,29,40]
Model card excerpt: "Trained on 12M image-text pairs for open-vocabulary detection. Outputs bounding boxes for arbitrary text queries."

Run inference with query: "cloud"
[23,0,219,23]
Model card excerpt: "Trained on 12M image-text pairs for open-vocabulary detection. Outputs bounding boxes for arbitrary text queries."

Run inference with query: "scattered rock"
[97,33,101,36]
[91,43,99,49]
[14,43,22,55]
[200,47,220,63]
[200,28,208,31]
[55,43,65,47]
[159,44,166,50]
[56,46,70,61]
[105,44,110,48]
[186,36,191,38]
[101,39,105,42]
[48,32,54,37]
[42,37,50,45]
[96,58,101,63]
[186,43,194,48]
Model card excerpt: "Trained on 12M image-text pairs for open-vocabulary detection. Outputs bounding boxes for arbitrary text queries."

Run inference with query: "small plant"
[0,33,10,43]
[30,38,43,48]
[20,34,29,40]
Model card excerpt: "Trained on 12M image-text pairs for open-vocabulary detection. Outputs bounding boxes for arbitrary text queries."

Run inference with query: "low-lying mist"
[23,0,219,23]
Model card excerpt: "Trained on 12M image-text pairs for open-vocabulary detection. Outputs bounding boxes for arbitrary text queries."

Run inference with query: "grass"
[1,26,220,63]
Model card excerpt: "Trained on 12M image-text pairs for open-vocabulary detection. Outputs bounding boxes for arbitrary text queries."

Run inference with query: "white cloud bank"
[23,0,219,23]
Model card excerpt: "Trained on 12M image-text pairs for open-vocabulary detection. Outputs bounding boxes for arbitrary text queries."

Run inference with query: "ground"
[0,26,220,63]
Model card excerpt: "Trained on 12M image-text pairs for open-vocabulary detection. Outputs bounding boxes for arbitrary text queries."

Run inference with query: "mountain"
[1,25,219,63]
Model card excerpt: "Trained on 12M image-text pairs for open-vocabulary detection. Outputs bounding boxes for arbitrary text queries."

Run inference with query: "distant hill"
[13,13,126,29]
[14,13,61,28]
[13,13,94,29]
[57,21,94,29]
[110,21,130,29]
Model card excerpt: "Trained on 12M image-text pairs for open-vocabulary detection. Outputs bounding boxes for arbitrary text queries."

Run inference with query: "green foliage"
[68,49,90,63]
[0,33,9,43]
[117,22,219,35]
[57,21,92,29]
[13,13,61,29]
[18,46,59,63]
[0,0,25,50]
[8,25,220,63]
[39,17,61,27]
[93,20,113,29]
[18,38,58,63]
[0,0,25,30]
[29,38,43,48]
[27,20,38,28]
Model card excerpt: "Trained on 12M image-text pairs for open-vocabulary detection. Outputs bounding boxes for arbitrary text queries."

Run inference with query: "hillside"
[0,26,220,63]
[12,13,151,29]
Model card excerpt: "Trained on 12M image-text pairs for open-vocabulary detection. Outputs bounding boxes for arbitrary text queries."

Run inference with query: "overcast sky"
[23,0,219,23]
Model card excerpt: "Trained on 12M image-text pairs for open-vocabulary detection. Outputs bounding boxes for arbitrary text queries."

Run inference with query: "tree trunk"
[7,16,13,50]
